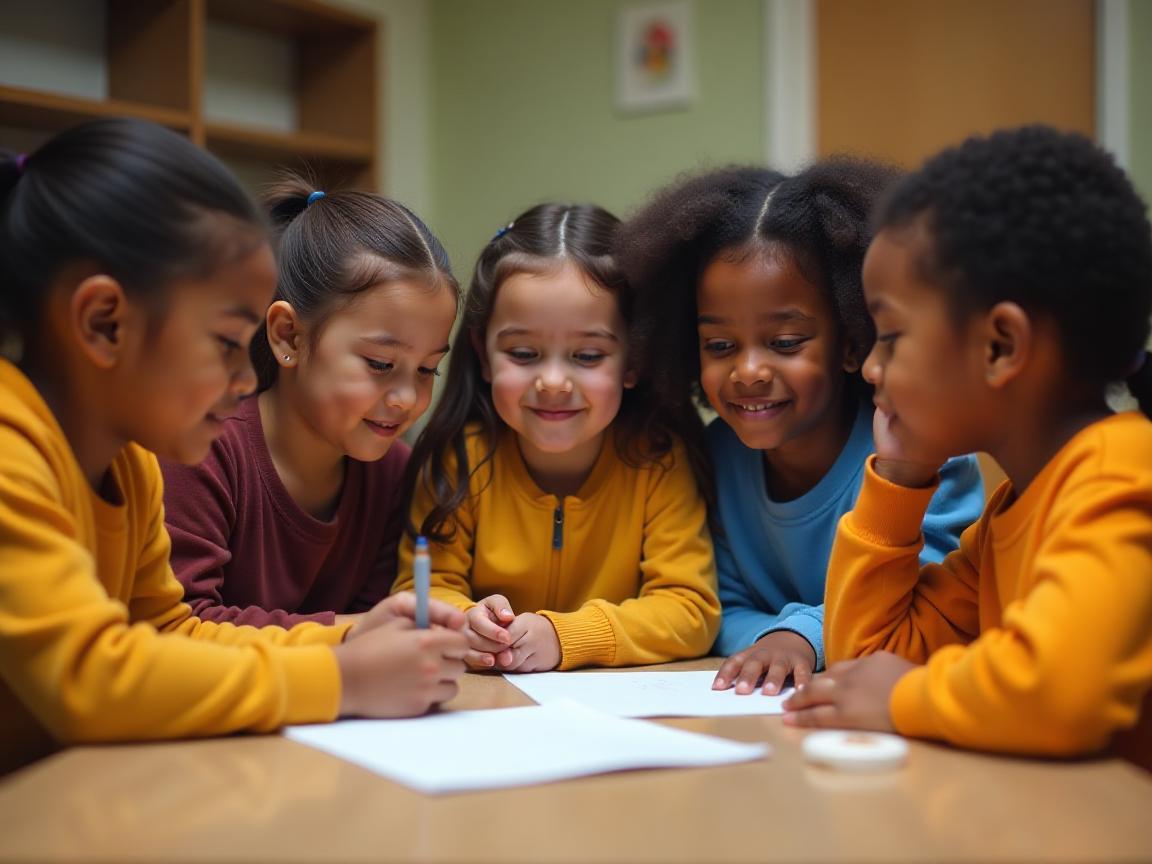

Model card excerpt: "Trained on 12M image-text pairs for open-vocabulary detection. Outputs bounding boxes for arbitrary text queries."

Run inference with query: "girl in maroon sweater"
[162,177,459,629]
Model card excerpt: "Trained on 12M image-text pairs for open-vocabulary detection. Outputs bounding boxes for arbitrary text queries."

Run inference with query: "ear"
[980,301,1032,390]
[70,274,129,370]
[469,327,492,383]
[622,368,638,389]
[840,339,863,375]
[265,300,303,367]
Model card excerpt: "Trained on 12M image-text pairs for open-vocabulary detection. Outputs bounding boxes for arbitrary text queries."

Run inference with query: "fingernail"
[501,608,513,617]
[712,678,726,690]
[765,682,778,695]
[736,682,751,694]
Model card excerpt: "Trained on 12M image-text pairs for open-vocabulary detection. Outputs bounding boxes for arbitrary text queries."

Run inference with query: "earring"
[283,354,291,362]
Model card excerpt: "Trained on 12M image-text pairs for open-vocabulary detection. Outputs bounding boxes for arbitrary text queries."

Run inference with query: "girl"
[161,178,459,629]
[391,203,721,671]
[784,126,1152,770]
[618,160,985,696]
[0,118,466,775]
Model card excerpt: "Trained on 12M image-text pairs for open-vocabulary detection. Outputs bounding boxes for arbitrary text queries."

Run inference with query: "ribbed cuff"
[279,644,343,725]
[540,605,616,670]
[850,456,941,548]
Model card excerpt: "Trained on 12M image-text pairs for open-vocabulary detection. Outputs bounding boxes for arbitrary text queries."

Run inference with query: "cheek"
[697,359,724,406]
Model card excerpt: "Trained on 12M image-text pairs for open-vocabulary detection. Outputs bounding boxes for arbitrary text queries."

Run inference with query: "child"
[0,118,466,775]
[783,126,1152,770]
[391,203,721,671]
[161,178,458,628]
[618,161,985,696]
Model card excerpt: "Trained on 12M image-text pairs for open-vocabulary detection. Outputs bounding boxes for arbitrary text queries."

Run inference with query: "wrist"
[873,458,938,488]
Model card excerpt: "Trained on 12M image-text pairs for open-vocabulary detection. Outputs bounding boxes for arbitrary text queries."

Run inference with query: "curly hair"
[875,125,1152,411]
[618,159,901,431]
[407,202,700,544]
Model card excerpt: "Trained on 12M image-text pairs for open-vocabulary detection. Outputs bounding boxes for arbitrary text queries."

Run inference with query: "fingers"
[479,594,516,624]
[760,655,792,696]
[732,657,767,695]
[465,626,509,655]
[426,598,466,631]
[781,703,841,728]
[712,653,748,690]
[467,605,513,646]
[790,662,814,691]
[466,648,497,670]
[781,675,836,711]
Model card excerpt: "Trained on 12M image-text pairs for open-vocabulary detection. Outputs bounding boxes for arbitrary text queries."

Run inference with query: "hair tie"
[306,190,326,206]
[14,154,27,174]
[492,221,515,242]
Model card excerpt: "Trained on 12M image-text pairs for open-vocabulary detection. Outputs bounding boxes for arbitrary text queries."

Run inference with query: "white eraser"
[801,730,909,772]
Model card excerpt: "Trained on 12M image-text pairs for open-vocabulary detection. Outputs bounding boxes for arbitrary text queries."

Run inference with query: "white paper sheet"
[284,699,768,795]
[505,670,794,717]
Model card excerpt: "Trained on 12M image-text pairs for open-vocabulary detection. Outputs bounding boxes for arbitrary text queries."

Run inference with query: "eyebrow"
[220,305,263,325]
[361,334,451,355]
[495,327,619,342]
[697,309,816,325]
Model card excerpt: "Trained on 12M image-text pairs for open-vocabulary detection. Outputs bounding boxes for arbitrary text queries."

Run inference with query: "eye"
[574,351,605,365]
[417,365,441,379]
[217,335,242,357]
[507,348,538,363]
[770,337,807,352]
[875,332,900,345]
[702,338,735,356]
[365,358,394,373]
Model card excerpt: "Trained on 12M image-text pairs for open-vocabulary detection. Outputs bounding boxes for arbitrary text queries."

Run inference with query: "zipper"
[551,503,564,549]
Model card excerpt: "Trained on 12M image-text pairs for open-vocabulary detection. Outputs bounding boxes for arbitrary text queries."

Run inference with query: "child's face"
[125,242,276,465]
[482,262,635,476]
[292,280,456,462]
[697,251,852,452]
[861,229,987,462]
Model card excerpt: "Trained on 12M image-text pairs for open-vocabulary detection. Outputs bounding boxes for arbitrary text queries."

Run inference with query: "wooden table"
[1,659,1150,863]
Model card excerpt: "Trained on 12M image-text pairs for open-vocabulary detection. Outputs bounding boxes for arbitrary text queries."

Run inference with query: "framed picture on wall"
[616,0,696,112]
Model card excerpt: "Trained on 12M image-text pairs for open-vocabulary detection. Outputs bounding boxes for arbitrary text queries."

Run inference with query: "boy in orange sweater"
[784,126,1152,770]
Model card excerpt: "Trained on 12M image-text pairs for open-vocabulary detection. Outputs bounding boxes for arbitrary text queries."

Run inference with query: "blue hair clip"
[306,190,326,206]
[492,221,515,242]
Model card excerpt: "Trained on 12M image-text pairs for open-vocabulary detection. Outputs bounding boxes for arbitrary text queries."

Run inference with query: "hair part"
[252,173,459,392]
[0,118,264,349]
[875,124,1152,416]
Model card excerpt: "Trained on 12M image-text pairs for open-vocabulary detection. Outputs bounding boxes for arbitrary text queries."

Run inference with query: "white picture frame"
[616,0,696,112]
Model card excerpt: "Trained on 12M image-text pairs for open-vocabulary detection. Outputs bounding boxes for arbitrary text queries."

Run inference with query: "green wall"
[430,0,764,276]
[1131,0,1152,204]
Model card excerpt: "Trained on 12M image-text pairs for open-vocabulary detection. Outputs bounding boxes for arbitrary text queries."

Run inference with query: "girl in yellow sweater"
[393,204,721,671]
[0,119,466,774]
[784,126,1152,769]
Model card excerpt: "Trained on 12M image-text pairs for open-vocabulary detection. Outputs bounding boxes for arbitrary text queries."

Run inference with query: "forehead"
[862,228,936,313]
[324,278,457,345]
[697,251,831,320]
[491,263,622,333]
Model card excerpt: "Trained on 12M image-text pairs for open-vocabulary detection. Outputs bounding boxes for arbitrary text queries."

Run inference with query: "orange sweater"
[0,360,348,774]
[825,412,1152,767]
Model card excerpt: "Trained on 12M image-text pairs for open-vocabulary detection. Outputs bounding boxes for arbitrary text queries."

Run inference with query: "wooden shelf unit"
[0,0,378,191]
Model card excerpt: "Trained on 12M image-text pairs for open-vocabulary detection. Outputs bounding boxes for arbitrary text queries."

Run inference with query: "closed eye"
[770,337,807,352]
[417,365,441,378]
[507,348,538,362]
[365,358,394,373]
[217,335,243,357]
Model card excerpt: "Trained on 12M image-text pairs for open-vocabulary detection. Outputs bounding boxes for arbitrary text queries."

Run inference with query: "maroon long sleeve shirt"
[161,397,409,627]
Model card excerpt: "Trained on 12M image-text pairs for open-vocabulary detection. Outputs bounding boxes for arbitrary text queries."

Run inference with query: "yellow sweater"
[825,412,1152,766]
[0,360,348,773]
[394,430,720,669]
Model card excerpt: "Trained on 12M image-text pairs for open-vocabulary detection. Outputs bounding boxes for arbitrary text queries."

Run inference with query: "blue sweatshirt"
[709,403,985,668]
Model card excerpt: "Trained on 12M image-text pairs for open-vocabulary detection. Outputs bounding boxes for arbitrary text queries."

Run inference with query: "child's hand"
[463,594,516,669]
[872,407,943,488]
[344,593,465,641]
[496,612,561,673]
[333,618,468,717]
[712,630,816,695]
[781,651,916,731]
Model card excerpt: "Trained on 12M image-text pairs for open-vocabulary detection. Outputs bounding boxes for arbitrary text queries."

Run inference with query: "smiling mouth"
[531,408,582,421]
[728,399,790,415]
[364,418,401,437]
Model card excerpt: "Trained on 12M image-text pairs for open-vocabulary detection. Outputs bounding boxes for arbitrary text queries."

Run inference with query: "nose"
[862,344,882,386]
[232,356,259,399]
[729,347,773,385]
[535,360,573,394]
[384,375,418,410]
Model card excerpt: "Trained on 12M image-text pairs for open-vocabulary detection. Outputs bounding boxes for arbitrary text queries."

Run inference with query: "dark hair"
[253,174,459,392]
[618,159,901,436]
[408,202,688,544]
[875,124,1152,417]
[0,117,263,345]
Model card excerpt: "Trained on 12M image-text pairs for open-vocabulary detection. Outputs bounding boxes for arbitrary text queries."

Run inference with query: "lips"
[530,407,582,422]
[364,418,402,437]
[727,398,790,416]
